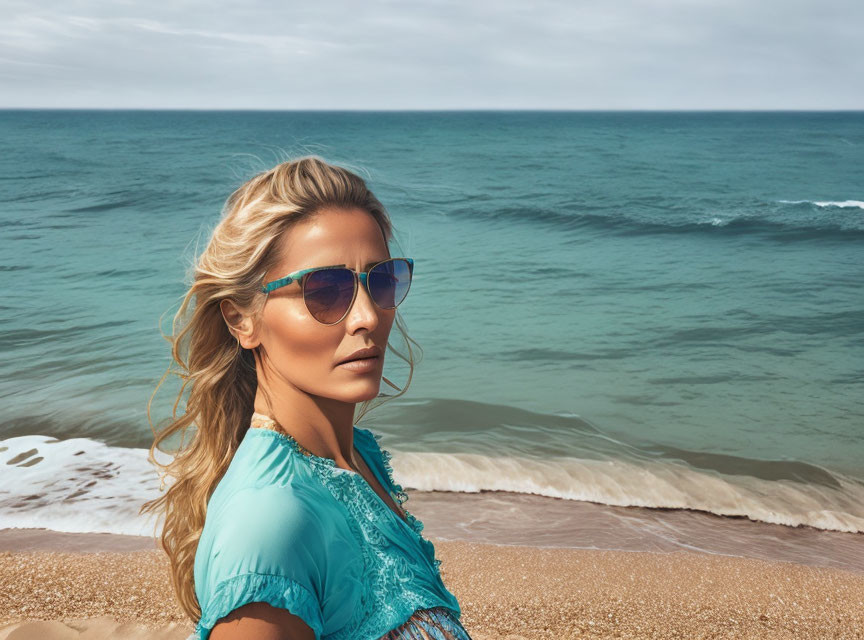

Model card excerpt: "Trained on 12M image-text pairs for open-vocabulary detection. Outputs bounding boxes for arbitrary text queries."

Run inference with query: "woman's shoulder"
[207,426,331,507]
[193,482,355,625]
[213,482,325,535]
[193,482,332,640]
[198,484,323,568]
[195,437,338,586]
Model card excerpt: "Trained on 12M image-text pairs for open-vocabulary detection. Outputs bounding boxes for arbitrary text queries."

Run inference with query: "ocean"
[1,110,862,572]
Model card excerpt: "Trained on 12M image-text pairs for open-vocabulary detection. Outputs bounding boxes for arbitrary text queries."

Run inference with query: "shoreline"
[1,528,863,639]
[5,482,863,576]
[0,527,161,553]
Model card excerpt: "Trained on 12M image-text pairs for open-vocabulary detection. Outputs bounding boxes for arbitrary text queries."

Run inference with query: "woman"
[140,157,473,639]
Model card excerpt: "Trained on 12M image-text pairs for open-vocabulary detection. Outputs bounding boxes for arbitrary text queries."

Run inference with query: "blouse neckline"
[246,412,427,541]
[250,411,366,477]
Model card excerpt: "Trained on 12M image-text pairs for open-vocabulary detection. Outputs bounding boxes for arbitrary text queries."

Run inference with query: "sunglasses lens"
[369,259,413,309]
[304,268,355,324]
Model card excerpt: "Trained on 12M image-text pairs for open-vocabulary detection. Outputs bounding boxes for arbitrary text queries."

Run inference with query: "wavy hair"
[138,156,422,624]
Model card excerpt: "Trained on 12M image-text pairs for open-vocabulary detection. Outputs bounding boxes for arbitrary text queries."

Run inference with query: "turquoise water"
[0,110,862,542]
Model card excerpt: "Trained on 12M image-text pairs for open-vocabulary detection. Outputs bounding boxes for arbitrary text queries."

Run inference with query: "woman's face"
[252,206,396,404]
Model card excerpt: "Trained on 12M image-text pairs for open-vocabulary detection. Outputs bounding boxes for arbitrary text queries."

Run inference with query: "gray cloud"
[1,0,861,108]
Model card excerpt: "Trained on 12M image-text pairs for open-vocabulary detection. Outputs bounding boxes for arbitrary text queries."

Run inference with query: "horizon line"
[1,107,863,113]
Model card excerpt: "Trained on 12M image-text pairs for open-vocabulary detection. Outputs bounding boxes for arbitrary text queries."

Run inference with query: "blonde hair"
[138,156,422,624]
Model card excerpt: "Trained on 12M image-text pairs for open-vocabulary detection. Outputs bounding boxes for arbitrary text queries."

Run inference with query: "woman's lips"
[337,355,380,372]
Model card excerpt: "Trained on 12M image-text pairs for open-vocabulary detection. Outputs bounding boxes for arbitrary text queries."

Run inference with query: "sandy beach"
[1,528,863,639]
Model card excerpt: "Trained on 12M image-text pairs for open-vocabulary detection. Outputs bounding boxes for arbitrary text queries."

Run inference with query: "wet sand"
[1,528,863,639]
[409,489,864,575]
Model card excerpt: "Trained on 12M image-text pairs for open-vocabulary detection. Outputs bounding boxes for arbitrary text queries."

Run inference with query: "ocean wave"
[617,209,864,239]
[391,450,864,534]
[1,432,862,538]
[454,202,864,241]
[778,199,864,209]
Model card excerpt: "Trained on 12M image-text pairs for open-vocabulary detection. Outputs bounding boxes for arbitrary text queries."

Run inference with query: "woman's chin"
[332,381,382,403]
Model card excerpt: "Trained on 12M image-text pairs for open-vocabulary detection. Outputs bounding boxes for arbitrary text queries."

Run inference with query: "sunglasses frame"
[260,257,414,325]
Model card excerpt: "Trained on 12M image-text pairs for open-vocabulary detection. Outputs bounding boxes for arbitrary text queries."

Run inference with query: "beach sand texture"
[1,530,863,639]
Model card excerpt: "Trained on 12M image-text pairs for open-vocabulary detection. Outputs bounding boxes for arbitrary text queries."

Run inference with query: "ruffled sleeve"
[194,484,327,640]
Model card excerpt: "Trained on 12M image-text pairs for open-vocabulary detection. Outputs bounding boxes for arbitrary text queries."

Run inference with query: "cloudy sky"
[2,0,861,109]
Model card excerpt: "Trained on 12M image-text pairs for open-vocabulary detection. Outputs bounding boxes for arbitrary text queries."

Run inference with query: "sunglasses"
[261,257,414,325]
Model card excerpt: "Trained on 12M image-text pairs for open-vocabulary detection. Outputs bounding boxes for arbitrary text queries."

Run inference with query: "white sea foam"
[0,435,166,537]
[389,451,864,534]
[1,435,862,537]
[778,199,864,209]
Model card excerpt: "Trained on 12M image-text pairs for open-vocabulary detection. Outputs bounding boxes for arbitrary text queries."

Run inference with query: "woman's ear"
[219,299,260,349]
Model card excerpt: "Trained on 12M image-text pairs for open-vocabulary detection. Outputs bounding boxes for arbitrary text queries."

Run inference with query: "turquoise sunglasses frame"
[260,257,414,324]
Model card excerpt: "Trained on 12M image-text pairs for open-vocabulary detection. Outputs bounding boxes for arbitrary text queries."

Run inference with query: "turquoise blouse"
[192,419,470,640]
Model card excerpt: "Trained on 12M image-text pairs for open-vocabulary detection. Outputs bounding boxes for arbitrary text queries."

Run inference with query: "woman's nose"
[343,277,379,327]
